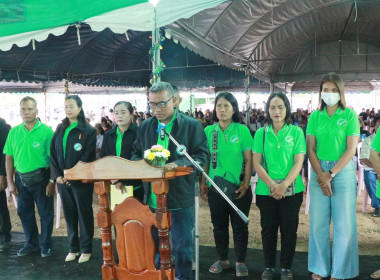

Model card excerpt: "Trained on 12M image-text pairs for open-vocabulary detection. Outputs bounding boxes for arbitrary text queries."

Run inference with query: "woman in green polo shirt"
[100,101,143,201]
[200,92,253,277]
[252,92,305,280]
[50,95,96,264]
[307,73,359,280]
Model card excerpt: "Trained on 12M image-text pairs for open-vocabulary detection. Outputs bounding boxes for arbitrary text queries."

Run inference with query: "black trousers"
[58,183,94,253]
[208,188,252,263]
[256,192,303,269]
[0,190,11,242]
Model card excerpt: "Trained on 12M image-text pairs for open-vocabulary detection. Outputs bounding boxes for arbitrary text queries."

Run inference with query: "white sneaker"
[78,253,91,263]
[65,252,79,262]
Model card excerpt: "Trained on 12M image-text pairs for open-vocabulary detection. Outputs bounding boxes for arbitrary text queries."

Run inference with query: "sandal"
[311,274,324,280]
[236,263,248,277]
[371,269,380,279]
[209,260,229,273]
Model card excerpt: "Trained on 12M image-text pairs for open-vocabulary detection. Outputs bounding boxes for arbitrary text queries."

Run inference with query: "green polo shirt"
[370,133,380,198]
[306,107,359,161]
[63,121,78,159]
[3,120,54,173]
[204,122,253,185]
[252,124,306,195]
[116,126,123,157]
[147,110,177,209]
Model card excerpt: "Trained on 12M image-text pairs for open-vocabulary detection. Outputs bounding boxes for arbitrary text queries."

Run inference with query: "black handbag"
[17,168,48,186]
[211,174,240,200]
[262,127,295,197]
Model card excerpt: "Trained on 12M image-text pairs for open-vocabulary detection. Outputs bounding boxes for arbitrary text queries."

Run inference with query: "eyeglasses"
[149,97,173,109]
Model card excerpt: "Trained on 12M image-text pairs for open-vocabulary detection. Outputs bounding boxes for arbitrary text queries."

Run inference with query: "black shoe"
[262,268,275,280]
[17,246,40,257]
[41,247,53,257]
[281,269,293,280]
[0,241,11,252]
[374,208,380,217]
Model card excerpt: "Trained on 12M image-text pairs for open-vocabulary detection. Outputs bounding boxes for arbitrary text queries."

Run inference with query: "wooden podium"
[64,156,192,280]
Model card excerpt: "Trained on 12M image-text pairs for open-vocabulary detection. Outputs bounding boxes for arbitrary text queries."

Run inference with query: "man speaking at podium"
[132,82,209,280]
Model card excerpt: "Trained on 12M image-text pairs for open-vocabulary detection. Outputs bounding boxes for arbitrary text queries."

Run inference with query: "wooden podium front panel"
[124,220,146,272]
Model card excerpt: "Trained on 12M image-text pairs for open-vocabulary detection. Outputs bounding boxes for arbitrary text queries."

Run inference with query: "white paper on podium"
[110,185,133,211]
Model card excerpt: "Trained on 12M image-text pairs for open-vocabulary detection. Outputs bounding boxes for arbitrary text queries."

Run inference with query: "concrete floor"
[0,232,378,279]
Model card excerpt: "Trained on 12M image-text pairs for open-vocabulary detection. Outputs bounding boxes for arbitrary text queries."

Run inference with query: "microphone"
[157,123,167,141]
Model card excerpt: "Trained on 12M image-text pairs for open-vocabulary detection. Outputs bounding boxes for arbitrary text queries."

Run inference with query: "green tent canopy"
[0,0,226,50]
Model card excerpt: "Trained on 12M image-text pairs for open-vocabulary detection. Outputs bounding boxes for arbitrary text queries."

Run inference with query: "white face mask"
[321,92,340,106]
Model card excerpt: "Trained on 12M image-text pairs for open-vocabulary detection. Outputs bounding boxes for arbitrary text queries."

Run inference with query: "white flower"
[144,149,151,159]
[155,151,163,158]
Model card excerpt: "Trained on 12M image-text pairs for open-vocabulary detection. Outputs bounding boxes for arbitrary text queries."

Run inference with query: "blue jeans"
[171,206,194,280]
[15,173,54,249]
[364,170,380,209]
[308,160,359,279]
[153,206,194,280]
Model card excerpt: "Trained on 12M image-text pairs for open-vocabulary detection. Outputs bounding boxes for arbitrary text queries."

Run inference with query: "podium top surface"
[64,156,192,181]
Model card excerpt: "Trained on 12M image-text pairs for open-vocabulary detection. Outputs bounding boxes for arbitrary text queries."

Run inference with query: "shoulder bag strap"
[212,126,218,169]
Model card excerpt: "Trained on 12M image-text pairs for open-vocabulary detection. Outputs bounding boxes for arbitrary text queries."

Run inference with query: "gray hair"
[150,82,174,97]
[20,96,37,107]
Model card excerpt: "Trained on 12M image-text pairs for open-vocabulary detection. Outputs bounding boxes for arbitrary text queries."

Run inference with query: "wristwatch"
[328,170,336,178]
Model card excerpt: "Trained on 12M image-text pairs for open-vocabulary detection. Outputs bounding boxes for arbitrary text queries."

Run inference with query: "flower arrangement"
[144,145,170,167]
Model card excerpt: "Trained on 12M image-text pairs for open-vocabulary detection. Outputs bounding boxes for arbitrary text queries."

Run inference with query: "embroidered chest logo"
[230,135,239,143]
[285,136,294,146]
[32,142,40,149]
[74,143,82,151]
[337,118,348,127]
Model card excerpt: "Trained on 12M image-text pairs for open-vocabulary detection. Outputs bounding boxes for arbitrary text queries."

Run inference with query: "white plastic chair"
[305,160,311,215]
[357,142,372,212]
[5,187,17,208]
[55,184,62,229]
[357,143,365,196]
[251,172,258,203]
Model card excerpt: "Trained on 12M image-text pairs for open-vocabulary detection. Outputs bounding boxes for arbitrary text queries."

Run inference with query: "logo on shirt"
[230,135,239,143]
[32,142,40,149]
[337,118,348,127]
[285,136,294,146]
[73,143,82,151]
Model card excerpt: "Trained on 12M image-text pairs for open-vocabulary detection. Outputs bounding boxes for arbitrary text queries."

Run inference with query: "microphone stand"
[161,128,250,280]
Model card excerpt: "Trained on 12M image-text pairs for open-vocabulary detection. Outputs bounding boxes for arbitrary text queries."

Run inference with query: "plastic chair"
[251,173,258,203]
[357,143,365,195]
[357,142,372,212]
[5,187,17,209]
[305,160,311,215]
[55,184,62,229]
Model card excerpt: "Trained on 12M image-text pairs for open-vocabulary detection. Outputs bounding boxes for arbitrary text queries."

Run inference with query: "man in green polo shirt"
[4,96,55,258]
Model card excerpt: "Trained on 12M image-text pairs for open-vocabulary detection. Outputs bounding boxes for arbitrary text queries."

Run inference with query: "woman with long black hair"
[50,95,96,263]
[100,101,143,201]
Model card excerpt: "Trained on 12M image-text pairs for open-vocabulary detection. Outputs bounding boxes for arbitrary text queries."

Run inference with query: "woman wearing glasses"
[200,92,253,277]
[100,101,143,201]
[307,73,359,280]
[252,92,305,280]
